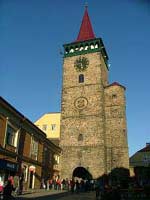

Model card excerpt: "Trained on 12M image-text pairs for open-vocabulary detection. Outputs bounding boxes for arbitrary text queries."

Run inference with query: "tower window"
[85,45,89,50]
[78,134,83,141]
[65,47,69,54]
[79,46,84,51]
[70,48,74,53]
[95,43,99,48]
[79,74,84,83]
[90,44,94,49]
[112,94,117,99]
[112,94,117,102]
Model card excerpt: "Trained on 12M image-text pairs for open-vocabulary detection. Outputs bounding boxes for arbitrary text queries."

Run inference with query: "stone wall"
[104,85,129,172]
[60,50,129,179]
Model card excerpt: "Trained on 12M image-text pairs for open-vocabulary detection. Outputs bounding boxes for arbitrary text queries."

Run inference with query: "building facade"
[60,8,129,179]
[0,97,61,190]
[34,113,60,145]
[130,143,150,185]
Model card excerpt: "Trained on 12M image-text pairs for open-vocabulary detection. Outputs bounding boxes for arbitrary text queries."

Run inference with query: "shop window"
[6,123,19,147]
[0,174,4,187]
[30,137,38,160]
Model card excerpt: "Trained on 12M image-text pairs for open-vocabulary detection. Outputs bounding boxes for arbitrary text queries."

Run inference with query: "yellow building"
[34,113,61,143]
[35,112,61,176]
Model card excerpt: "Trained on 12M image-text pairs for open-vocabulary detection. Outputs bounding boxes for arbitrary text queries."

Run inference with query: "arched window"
[90,43,94,49]
[112,94,117,103]
[95,42,99,49]
[65,47,69,54]
[79,74,84,83]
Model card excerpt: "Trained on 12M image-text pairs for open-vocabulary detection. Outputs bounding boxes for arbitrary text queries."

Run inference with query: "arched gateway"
[73,167,92,180]
[60,7,129,180]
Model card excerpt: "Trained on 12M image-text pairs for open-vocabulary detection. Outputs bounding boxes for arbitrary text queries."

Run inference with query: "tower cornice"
[63,38,109,69]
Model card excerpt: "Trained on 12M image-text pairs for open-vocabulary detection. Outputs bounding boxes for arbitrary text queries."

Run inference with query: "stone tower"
[60,7,129,179]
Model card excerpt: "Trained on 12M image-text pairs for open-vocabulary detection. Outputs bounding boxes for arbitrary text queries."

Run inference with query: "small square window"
[112,94,117,99]
[42,124,47,131]
[51,124,56,131]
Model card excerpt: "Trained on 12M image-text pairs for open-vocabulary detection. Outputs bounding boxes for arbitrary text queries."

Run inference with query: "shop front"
[0,159,19,184]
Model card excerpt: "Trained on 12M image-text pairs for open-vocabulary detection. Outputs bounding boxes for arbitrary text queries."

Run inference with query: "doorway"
[29,171,34,189]
[73,167,92,180]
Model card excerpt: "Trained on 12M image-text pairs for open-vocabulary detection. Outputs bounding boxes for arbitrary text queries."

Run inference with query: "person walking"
[3,180,15,200]
[75,180,80,193]
[70,179,75,193]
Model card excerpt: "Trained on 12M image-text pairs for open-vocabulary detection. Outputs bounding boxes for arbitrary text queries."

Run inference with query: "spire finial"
[76,3,95,42]
[85,2,88,9]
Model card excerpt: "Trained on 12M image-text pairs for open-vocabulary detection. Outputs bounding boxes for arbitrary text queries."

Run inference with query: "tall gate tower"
[60,7,129,179]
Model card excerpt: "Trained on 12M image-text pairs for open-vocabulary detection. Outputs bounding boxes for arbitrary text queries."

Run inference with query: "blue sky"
[0,0,150,156]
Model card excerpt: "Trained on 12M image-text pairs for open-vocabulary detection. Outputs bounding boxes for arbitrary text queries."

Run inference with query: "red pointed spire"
[76,7,95,42]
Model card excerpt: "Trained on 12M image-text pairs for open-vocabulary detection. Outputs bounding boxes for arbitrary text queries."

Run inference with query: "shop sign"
[6,163,16,170]
[0,159,18,171]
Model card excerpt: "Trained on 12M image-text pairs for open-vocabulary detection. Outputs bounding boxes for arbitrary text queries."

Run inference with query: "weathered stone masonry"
[60,8,129,179]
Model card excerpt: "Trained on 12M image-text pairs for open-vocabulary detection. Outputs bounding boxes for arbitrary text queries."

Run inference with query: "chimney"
[146,143,150,147]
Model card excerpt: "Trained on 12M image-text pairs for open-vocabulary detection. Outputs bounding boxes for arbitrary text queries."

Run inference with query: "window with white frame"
[21,164,28,182]
[30,137,38,160]
[6,123,19,147]
[54,154,59,165]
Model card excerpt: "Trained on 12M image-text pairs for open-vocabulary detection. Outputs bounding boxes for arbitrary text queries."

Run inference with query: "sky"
[0,0,150,156]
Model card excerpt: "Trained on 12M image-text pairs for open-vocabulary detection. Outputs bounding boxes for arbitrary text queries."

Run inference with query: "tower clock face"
[74,97,88,110]
[74,56,89,72]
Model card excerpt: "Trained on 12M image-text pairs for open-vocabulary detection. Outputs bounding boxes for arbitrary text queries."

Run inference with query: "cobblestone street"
[57,192,95,200]
[15,191,95,200]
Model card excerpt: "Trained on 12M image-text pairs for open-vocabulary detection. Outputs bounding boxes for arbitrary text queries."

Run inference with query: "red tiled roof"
[76,7,95,42]
[105,82,126,90]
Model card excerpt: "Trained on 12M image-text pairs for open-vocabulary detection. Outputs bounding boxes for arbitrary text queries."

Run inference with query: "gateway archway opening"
[73,167,92,180]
